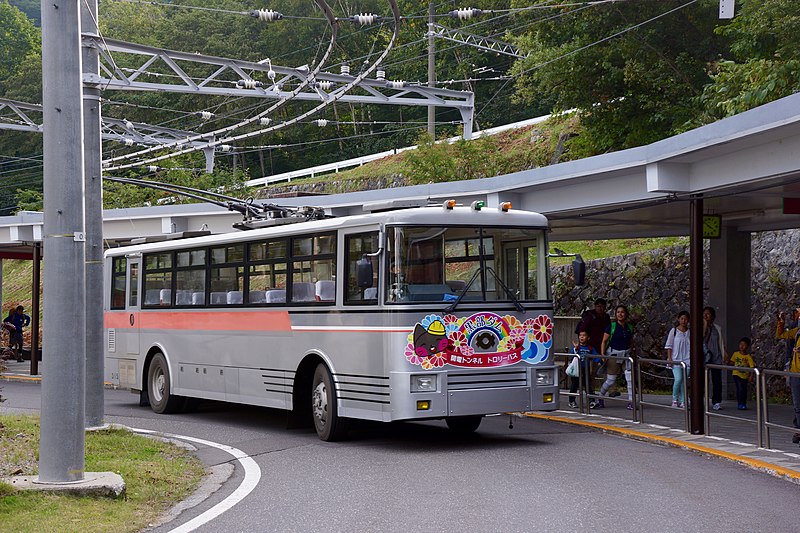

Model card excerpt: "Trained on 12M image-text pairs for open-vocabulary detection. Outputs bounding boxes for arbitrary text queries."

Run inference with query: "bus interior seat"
[159,288,171,305]
[363,287,378,300]
[227,291,243,304]
[292,282,316,302]
[144,289,161,305]
[191,292,205,305]
[446,279,467,293]
[175,290,192,305]
[315,280,335,302]
[265,289,286,303]
[249,290,267,304]
[210,291,227,305]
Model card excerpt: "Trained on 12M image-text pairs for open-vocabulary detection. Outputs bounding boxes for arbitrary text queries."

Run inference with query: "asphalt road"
[2,380,798,532]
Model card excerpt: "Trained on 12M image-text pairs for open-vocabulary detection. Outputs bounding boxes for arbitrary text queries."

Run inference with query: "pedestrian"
[780,308,800,368]
[598,305,634,410]
[665,310,691,408]
[729,337,755,410]
[576,298,611,354]
[4,305,31,363]
[568,329,598,408]
[702,306,728,411]
[776,310,800,444]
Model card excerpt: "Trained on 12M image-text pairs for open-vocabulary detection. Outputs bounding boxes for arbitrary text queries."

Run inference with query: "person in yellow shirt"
[776,310,800,443]
[729,337,755,410]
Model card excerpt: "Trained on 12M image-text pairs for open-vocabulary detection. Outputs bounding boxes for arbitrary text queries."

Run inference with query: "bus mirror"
[357,256,373,288]
[572,254,586,286]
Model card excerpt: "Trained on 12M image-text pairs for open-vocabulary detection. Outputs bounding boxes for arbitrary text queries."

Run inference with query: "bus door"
[501,241,538,300]
[126,258,141,356]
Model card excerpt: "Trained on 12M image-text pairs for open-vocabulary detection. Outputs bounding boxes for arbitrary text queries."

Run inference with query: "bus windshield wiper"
[443,268,482,314]
[485,266,525,313]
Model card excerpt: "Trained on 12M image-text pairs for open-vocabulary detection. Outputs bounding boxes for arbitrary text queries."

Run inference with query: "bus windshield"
[386,226,550,303]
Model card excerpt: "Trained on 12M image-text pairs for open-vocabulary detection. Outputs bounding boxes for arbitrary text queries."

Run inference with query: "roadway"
[1,380,798,532]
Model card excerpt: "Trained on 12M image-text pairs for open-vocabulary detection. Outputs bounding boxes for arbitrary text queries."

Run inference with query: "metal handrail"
[704,363,762,448]
[588,353,638,422]
[636,358,689,432]
[555,351,585,412]
[760,368,800,449]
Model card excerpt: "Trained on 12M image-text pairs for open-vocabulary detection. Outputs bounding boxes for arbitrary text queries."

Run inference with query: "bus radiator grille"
[446,369,528,390]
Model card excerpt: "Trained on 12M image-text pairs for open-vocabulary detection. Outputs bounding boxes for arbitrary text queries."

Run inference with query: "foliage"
[14,188,41,211]
[694,0,800,122]
[0,1,39,93]
[509,0,724,153]
[7,0,38,26]
[0,415,206,533]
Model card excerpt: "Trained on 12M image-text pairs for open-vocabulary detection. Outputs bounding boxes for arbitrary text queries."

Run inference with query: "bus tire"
[147,352,182,414]
[445,415,483,434]
[311,363,348,441]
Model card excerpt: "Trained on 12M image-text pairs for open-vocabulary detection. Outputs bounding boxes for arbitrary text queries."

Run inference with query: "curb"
[524,412,800,484]
[1,374,115,389]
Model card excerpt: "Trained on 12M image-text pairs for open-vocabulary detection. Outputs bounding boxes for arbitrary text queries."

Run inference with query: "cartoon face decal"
[404,312,553,370]
[412,321,449,358]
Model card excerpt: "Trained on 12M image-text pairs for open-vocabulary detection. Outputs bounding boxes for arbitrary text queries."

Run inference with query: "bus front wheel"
[311,363,347,441]
[147,352,183,414]
[445,415,483,434]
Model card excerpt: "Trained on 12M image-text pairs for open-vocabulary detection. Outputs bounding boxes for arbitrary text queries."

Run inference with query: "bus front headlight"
[535,369,554,386]
[411,374,437,392]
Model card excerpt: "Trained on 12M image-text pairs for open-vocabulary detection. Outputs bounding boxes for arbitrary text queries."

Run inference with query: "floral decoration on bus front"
[405,312,552,369]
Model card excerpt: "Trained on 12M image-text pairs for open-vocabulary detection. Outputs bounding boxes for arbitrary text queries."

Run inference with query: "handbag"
[566,356,580,378]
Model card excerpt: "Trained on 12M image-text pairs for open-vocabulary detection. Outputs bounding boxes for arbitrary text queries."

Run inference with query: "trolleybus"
[104,200,573,440]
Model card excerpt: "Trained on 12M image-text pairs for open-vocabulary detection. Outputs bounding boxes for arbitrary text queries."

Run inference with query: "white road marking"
[129,427,262,533]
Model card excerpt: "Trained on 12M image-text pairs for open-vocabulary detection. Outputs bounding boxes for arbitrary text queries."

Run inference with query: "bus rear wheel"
[445,415,483,434]
[147,352,183,414]
[311,363,348,441]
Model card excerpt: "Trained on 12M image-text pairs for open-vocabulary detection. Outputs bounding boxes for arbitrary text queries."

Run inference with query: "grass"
[549,236,690,266]
[0,415,206,533]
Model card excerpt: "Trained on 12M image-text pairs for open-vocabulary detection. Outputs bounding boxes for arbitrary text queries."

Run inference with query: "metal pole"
[755,368,762,448]
[39,0,86,482]
[82,0,104,429]
[427,2,435,138]
[690,197,704,434]
[762,371,771,449]
[30,244,41,377]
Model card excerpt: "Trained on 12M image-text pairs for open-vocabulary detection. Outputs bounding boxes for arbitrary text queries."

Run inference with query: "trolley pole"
[82,0,105,429]
[427,2,436,138]
[689,197,704,434]
[39,0,87,482]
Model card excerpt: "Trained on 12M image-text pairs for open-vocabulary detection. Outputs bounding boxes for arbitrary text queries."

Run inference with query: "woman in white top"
[665,311,691,407]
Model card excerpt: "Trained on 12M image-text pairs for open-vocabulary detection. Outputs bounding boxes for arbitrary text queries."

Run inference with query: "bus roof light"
[471,200,485,211]
[498,201,512,212]
[443,199,457,210]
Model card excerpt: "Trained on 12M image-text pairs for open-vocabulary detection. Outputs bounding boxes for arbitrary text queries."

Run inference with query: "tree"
[510,0,723,153]
[696,0,800,121]
[0,1,40,95]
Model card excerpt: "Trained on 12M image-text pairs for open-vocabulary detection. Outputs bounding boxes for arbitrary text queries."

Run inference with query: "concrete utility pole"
[40,0,87,481]
[427,2,436,138]
[82,0,105,429]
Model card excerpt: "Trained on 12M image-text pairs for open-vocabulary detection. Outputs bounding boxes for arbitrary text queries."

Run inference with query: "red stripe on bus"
[104,310,292,331]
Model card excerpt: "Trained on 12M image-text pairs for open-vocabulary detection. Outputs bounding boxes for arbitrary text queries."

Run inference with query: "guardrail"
[556,355,799,449]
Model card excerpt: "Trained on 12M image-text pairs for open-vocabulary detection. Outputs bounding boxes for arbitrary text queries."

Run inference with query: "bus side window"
[111,257,126,310]
[345,232,379,305]
[143,252,173,307]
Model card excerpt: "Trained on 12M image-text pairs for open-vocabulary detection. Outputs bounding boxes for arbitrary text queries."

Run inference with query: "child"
[729,337,755,410]
[569,329,598,408]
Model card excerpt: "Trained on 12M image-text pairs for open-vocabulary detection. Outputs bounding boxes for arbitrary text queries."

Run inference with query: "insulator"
[315,80,333,91]
[386,80,405,89]
[349,13,381,25]
[147,165,158,172]
[122,119,133,129]
[237,79,262,89]
[250,9,283,22]
[218,144,233,153]
[315,119,328,127]
[376,69,386,81]
[259,117,272,126]
[122,138,134,147]
[268,69,276,81]
[197,111,215,120]
[340,65,350,75]
[449,7,483,20]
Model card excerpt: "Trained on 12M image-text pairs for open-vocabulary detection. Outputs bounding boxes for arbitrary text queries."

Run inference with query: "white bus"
[104,201,569,440]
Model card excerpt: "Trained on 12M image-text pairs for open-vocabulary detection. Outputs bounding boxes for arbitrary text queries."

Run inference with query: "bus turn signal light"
[543,393,554,403]
[416,400,431,410]
[443,199,457,210]
[498,201,512,212]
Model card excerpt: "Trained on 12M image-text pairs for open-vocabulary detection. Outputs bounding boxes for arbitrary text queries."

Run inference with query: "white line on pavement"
[129,427,262,533]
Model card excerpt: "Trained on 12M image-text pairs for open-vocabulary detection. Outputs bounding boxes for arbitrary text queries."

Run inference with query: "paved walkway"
[4,360,800,483]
